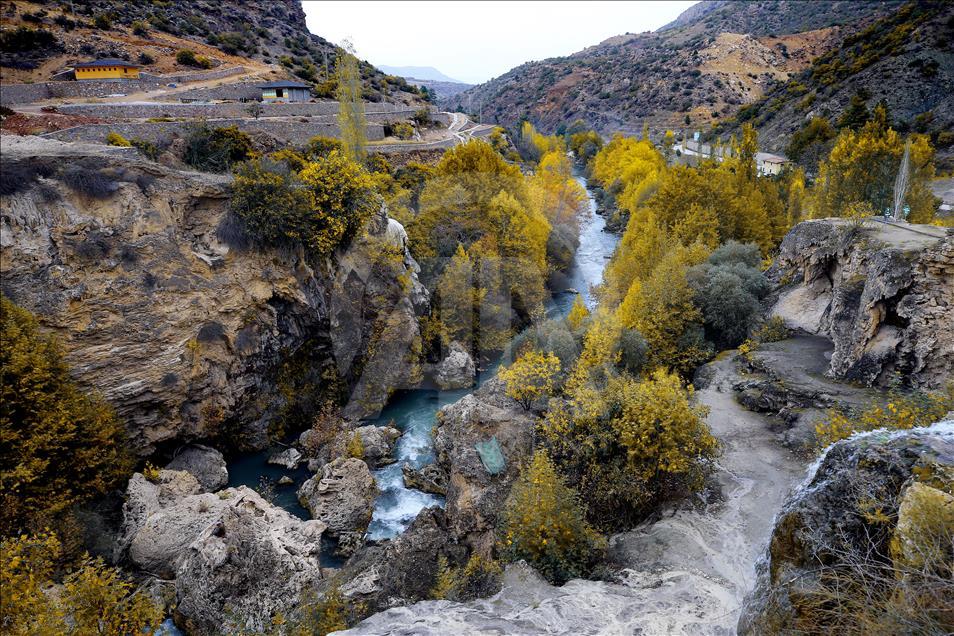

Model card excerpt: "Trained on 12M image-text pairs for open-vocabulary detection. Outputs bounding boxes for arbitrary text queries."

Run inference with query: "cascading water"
[367,173,618,539]
[225,172,619,542]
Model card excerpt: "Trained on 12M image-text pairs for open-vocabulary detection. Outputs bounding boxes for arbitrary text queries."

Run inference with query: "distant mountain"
[443,0,908,137]
[379,65,466,84]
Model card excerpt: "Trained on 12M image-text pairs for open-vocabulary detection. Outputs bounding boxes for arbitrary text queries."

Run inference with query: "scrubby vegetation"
[0,296,133,539]
[185,125,256,172]
[1,532,161,635]
[815,385,954,448]
[230,151,377,256]
[499,450,606,584]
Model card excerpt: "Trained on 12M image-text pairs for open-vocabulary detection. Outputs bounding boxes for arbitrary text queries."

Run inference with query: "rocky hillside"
[0,0,424,103]
[715,2,954,166]
[443,0,905,135]
[0,136,428,454]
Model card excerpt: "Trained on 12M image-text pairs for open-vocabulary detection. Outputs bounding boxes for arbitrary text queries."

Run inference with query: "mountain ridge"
[442,0,908,136]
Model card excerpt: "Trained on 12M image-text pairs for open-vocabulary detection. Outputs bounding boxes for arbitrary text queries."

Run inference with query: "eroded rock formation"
[769,219,953,388]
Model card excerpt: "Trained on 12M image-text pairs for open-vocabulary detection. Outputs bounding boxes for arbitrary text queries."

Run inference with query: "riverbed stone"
[267,447,303,469]
[402,463,448,496]
[434,341,476,390]
[165,444,228,492]
[331,425,401,469]
[297,457,378,546]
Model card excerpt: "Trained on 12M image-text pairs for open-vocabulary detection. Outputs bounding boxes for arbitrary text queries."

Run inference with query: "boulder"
[115,469,202,559]
[402,462,448,496]
[738,420,954,634]
[433,378,535,552]
[297,457,378,551]
[433,341,476,390]
[118,474,326,634]
[166,444,228,492]
[332,425,401,469]
[329,507,465,615]
[172,488,326,635]
[267,447,302,469]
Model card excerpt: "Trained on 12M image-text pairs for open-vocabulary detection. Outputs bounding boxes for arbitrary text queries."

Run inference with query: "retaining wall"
[0,66,248,105]
[44,119,386,146]
[55,101,425,121]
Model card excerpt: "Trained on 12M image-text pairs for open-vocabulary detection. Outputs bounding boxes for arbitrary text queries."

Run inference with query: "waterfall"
[892,139,911,221]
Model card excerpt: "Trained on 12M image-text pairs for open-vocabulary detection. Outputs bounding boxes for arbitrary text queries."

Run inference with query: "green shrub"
[185,125,255,172]
[303,136,343,160]
[176,49,212,69]
[130,138,160,161]
[0,297,133,537]
[93,14,112,30]
[499,450,605,584]
[106,131,131,147]
[392,121,414,140]
[754,316,790,343]
[0,27,57,52]
[431,553,503,601]
[138,52,155,65]
[230,152,378,255]
[131,20,149,36]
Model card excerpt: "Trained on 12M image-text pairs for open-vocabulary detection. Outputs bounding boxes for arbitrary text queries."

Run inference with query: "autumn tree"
[336,41,367,163]
[499,450,605,584]
[566,294,590,331]
[1,297,132,537]
[499,349,561,410]
[231,151,378,255]
[810,104,938,222]
[1,533,161,635]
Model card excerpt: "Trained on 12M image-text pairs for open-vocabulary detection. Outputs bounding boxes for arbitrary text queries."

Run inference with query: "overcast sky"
[302,1,698,84]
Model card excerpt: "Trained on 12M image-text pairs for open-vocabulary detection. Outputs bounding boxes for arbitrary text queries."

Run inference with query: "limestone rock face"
[335,215,428,420]
[433,378,534,553]
[738,420,954,634]
[165,444,228,492]
[433,341,476,390]
[768,220,953,388]
[297,457,377,549]
[0,137,427,453]
[116,472,326,634]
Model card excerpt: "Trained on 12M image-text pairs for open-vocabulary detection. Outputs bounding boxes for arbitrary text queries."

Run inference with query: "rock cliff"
[0,136,426,453]
[769,219,953,389]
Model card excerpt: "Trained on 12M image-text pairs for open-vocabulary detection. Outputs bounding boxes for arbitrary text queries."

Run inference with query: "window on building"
[276,89,284,98]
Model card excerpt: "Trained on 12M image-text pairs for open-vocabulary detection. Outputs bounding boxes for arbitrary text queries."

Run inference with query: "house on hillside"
[756,152,791,176]
[258,80,311,103]
[72,59,141,81]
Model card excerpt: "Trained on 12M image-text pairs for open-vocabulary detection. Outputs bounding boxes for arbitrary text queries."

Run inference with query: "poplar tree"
[336,41,367,163]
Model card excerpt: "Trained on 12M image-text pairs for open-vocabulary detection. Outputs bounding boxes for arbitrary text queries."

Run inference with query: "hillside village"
[1,2,952,636]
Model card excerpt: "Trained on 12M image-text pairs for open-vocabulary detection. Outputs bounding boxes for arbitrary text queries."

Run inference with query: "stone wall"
[56,102,425,121]
[44,118,387,145]
[0,66,248,105]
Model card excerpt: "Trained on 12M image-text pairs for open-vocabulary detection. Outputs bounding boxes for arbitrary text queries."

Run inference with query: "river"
[226,173,619,543]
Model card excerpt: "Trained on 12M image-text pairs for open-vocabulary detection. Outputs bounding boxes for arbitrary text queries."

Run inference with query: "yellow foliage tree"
[499,450,605,584]
[610,369,717,483]
[1,533,161,635]
[566,294,590,331]
[1,297,132,537]
[810,104,937,223]
[336,42,367,163]
[499,349,561,410]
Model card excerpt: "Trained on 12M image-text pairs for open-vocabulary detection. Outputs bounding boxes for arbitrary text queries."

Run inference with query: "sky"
[302,1,698,85]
